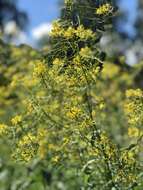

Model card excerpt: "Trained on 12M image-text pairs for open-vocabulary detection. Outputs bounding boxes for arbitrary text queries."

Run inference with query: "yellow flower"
[0,124,8,135]
[19,148,36,162]
[124,89,143,126]
[126,89,143,98]
[76,25,95,40]
[11,115,22,125]
[16,133,38,162]
[128,117,140,125]
[96,3,112,15]
[128,127,140,138]
[18,133,37,146]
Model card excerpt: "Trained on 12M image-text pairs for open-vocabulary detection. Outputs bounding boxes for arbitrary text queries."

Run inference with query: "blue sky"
[18,0,60,30]
[16,0,138,45]
[17,0,60,45]
[118,0,138,37]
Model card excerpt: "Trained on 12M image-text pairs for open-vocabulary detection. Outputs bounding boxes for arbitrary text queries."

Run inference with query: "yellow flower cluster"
[63,26,75,39]
[50,21,64,37]
[121,150,136,165]
[20,149,36,162]
[96,3,112,15]
[66,107,81,119]
[124,89,143,126]
[16,133,37,162]
[126,89,143,98]
[18,133,37,146]
[11,115,22,125]
[124,102,140,125]
[33,62,47,77]
[75,25,95,40]
[50,22,95,40]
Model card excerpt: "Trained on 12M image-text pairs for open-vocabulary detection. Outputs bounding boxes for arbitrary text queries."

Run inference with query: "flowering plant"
[0,1,143,189]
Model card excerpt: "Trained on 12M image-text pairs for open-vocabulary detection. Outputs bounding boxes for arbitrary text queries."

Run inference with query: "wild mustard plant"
[0,1,143,190]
